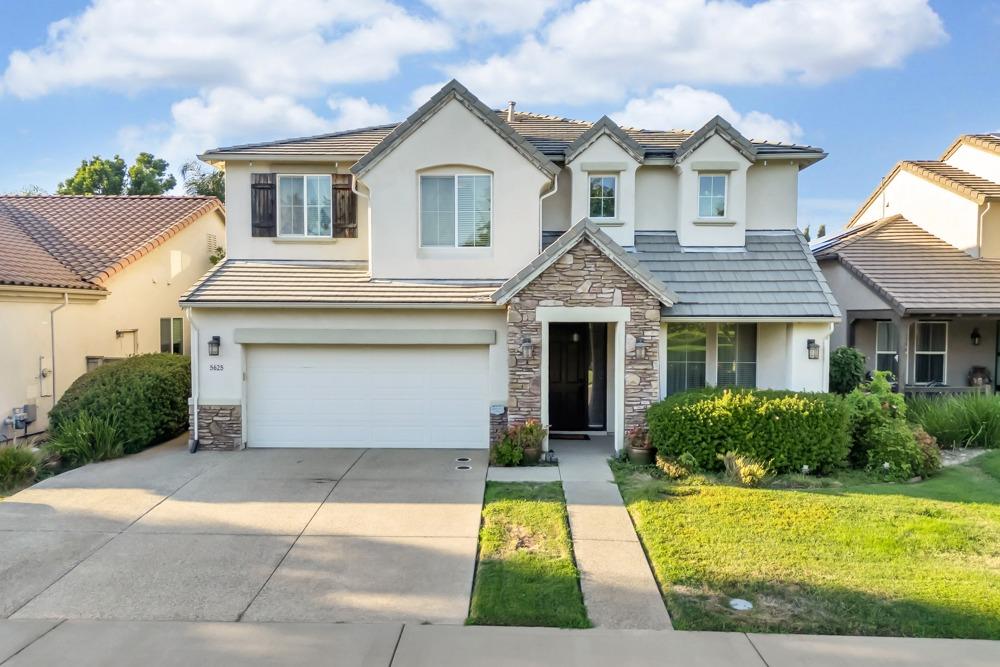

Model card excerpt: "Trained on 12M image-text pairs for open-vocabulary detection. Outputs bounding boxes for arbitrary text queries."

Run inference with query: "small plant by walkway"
[468,481,590,628]
[614,451,1000,639]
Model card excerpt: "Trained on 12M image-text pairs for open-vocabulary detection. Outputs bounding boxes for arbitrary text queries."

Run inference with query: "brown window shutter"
[251,173,277,237]
[332,174,357,238]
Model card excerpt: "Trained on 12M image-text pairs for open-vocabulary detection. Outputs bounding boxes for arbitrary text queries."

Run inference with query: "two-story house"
[814,134,1000,394]
[182,80,838,452]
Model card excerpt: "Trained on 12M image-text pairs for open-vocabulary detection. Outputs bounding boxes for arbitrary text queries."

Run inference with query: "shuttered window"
[665,323,707,395]
[420,174,491,247]
[717,323,757,389]
[278,175,332,237]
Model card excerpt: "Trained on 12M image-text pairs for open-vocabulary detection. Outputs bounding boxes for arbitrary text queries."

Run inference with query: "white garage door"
[246,345,489,448]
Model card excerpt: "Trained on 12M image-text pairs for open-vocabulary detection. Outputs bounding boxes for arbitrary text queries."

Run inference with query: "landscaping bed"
[467,481,590,628]
[614,451,1000,639]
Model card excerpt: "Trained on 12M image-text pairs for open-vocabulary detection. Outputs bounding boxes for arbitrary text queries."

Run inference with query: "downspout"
[351,173,372,272]
[979,201,992,257]
[49,293,69,407]
[188,310,200,452]
[538,170,560,252]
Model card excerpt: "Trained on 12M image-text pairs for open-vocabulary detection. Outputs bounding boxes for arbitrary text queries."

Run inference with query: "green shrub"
[829,346,867,394]
[49,354,189,454]
[907,393,1000,449]
[865,421,940,481]
[490,436,523,466]
[47,412,124,468]
[913,425,942,477]
[655,454,692,480]
[845,372,906,467]
[646,388,850,474]
[718,451,771,487]
[0,444,40,492]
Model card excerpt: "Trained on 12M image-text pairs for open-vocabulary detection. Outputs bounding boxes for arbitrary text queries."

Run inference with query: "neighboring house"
[814,134,1000,393]
[0,195,226,437]
[183,80,838,452]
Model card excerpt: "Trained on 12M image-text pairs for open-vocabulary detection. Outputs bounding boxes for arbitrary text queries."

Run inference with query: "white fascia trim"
[536,306,630,323]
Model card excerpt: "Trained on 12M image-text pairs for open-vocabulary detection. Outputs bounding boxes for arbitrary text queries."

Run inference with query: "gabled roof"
[813,215,1000,315]
[492,219,678,306]
[674,115,757,164]
[564,115,645,163]
[848,160,1000,227]
[351,80,560,179]
[940,134,1000,161]
[0,195,223,290]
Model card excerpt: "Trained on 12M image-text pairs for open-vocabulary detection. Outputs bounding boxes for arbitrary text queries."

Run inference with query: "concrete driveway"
[0,441,486,624]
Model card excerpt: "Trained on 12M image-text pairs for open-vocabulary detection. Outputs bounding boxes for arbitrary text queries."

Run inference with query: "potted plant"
[518,419,547,465]
[626,425,655,466]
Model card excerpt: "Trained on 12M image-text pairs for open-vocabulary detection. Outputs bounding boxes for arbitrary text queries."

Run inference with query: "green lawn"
[615,451,1000,638]
[467,481,590,628]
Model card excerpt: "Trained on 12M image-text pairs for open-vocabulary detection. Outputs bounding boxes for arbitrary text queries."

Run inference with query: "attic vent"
[506,101,516,122]
[207,233,218,253]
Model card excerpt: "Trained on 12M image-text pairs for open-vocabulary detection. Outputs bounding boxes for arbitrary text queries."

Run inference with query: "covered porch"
[847,309,998,394]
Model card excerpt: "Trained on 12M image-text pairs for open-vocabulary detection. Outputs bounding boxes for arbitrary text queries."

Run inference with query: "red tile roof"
[0,195,223,290]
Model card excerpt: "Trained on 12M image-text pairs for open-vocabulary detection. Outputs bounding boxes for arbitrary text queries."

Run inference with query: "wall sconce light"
[207,336,221,356]
[971,328,982,346]
[807,339,820,360]
[634,337,648,360]
[520,335,534,358]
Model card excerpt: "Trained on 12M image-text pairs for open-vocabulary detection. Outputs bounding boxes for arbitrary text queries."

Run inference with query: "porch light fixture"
[806,339,820,360]
[634,336,648,360]
[520,335,534,358]
[971,328,982,346]
[207,336,221,356]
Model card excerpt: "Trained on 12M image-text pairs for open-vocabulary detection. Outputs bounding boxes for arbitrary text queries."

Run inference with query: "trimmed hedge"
[49,354,189,454]
[646,388,851,474]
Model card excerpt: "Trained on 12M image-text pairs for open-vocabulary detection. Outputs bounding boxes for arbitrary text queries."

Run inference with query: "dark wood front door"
[549,323,607,431]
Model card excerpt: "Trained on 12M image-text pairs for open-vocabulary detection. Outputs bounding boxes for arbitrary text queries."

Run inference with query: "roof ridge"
[0,194,219,200]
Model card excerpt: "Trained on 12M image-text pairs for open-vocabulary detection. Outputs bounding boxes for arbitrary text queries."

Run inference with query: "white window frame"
[914,320,948,385]
[697,173,728,219]
[418,173,493,248]
[160,317,183,355]
[277,174,333,238]
[874,320,899,376]
[588,174,618,220]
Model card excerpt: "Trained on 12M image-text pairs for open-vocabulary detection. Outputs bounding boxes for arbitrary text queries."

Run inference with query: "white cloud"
[2,0,453,98]
[445,0,946,105]
[422,0,564,33]
[613,85,802,143]
[326,96,393,130]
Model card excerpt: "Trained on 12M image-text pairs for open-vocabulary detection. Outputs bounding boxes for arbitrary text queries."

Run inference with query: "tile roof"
[940,134,1000,161]
[813,215,1000,315]
[0,195,223,290]
[180,261,501,306]
[902,161,1000,202]
[540,229,840,319]
[202,110,824,161]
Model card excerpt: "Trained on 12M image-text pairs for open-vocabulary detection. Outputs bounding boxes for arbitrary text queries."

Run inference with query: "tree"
[57,153,176,196]
[802,225,811,242]
[817,224,827,239]
[3,184,48,195]
[181,159,225,201]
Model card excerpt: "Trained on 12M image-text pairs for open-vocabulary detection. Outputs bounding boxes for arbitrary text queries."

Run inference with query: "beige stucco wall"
[946,144,1000,184]
[978,203,1000,260]
[224,160,369,262]
[635,166,679,231]
[188,306,510,408]
[541,166,573,233]
[676,134,752,247]
[747,161,798,230]
[818,259,892,349]
[566,135,641,247]
[0,210,225,436]
[359,98,553,280]
[855,170,980,255]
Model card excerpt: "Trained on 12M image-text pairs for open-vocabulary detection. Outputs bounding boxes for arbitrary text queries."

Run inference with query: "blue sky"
[0,0,996,234]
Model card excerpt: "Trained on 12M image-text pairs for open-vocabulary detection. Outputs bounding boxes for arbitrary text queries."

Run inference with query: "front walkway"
[2,620,997,666]
[489,436,671,630]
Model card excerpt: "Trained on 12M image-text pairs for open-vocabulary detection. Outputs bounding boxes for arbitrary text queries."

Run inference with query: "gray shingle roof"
[813,215,1000,315]
[180,260,500,306]
[540,230,838,319]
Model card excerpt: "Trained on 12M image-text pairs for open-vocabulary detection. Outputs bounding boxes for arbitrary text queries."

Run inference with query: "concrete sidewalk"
[2,620,998,666]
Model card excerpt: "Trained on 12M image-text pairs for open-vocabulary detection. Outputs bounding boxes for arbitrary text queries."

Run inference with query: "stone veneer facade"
[189,403,243,451]
[505,238,661,432]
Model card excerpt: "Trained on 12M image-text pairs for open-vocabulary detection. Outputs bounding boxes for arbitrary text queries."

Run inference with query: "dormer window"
[589,175,617,219]
[698,174,727,218]
[420,174,492,247]
[278,174,332,237]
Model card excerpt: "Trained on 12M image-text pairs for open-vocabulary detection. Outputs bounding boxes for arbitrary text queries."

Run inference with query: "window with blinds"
[717,323,757,389]
[665,323,707,395]
[420,174,492,247]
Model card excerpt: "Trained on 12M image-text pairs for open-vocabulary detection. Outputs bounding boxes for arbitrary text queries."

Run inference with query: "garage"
[245,344,489,448]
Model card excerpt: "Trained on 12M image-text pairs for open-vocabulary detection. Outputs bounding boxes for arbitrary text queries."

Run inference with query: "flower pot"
[522,446,542,465]
[627,446,655,466]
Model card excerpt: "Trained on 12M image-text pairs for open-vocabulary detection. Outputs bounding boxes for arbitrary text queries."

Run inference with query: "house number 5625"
[209,364,224,371]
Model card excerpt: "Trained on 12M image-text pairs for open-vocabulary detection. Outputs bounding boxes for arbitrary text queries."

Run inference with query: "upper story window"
[589,175,617,219]
[698,174,727,218]
[420,174,492,248]
[278,174,332,237]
